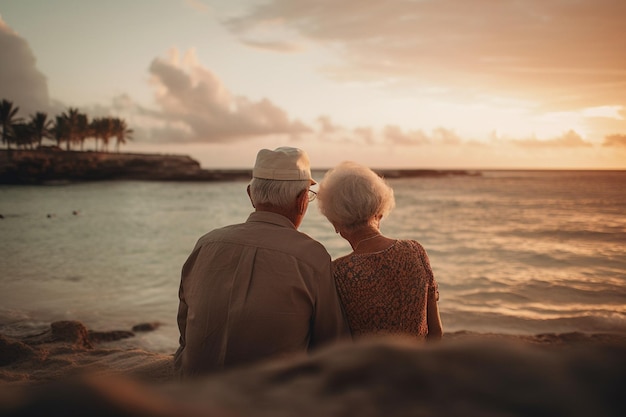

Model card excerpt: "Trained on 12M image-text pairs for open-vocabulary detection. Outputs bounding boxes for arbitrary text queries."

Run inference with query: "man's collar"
[246,211,297,229]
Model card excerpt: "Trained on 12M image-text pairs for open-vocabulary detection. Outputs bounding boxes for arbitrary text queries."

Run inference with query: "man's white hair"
[249,178,310,208]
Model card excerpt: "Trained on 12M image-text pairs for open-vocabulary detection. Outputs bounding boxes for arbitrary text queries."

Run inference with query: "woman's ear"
[374,214,383,227]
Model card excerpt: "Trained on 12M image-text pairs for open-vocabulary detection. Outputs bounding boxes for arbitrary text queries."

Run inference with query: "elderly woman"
[317,161,443,341]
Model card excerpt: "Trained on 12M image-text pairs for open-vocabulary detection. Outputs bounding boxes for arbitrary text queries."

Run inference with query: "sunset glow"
[1,0,625,168]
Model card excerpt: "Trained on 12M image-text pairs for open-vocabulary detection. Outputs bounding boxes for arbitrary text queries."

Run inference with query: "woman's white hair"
[249,178,310,208]
[317,161,395,230]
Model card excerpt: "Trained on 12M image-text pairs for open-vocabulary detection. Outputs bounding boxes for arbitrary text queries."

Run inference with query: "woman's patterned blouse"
[332,239,438,339]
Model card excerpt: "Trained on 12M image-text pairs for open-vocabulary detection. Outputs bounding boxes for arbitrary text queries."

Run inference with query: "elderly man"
[174,147,349,377]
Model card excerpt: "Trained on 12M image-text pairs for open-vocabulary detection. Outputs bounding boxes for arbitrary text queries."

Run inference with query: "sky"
[1,0,625,169]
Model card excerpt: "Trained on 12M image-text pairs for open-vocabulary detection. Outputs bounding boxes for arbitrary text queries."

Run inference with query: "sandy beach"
[1,320,625,416]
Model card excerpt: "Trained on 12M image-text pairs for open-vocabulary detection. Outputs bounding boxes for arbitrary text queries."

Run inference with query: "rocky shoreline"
[0,149,252,184]
[0,320,175,385]
[0,149,479,184]
[2,320,625,384]
[1,320,624,416]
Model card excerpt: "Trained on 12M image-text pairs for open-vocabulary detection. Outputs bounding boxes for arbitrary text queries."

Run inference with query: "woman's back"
[332,239,438,339]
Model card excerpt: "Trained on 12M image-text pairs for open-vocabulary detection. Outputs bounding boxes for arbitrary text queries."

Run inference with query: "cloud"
[432,127,462,145]
[224,7,308,54]
[146,49,311,143]
[184,0,211,13]
[602,134,626,147]
[512,130,593,148]
[581,106,624,119]
[239,38,304,53]
[316,115,342,134]
[224,0,626,110]
[316,120,601,151]
[353,126,375,144]
[384,125,465,146]
[0,17,50,115]
[383,125,429,146]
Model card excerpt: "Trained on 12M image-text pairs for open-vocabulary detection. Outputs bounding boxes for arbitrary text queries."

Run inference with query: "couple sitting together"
[174,146,443,378]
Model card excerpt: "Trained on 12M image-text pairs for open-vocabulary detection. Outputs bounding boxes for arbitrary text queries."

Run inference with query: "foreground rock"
[1,324,625,416]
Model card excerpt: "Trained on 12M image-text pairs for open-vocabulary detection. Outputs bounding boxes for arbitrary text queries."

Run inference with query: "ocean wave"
[441,308,626,335]
[502,227,626,244]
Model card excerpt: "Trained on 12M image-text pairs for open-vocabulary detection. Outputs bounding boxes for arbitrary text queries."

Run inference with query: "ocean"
[1,170,625,353]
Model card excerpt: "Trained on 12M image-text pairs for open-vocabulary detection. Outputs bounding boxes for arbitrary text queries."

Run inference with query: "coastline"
[1,321,625,416]
[0,149,252,184]
[0,149,479,184]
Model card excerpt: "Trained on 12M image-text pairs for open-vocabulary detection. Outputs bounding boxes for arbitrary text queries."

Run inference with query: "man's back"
[175,211,348,376]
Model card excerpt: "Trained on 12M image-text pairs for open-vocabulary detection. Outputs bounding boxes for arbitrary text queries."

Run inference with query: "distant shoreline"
[0,149,252,184]
[0,149,482,184]
[3,149,621,185]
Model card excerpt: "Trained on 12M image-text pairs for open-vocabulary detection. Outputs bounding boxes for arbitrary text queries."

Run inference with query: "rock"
[0,150,480,184]
[88,330,135,343]
[0,149,252,184]
[131,323,161,332]
[50,321,93,349]
[2,337,625,417]
[0,335,38,366]
[19,321,137,347]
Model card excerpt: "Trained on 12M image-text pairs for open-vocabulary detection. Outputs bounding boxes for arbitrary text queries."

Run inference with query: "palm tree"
[12,123,35,149]
[29,112,53,148]
[76,113,90,151]
[53,115,68,148]
[61,107,81,150]
[90,118,101,151]
[112,117,133,152]
[101,117,114,152]
[0,99,23,150]
[91,117,113,152]
[2,101,135,154]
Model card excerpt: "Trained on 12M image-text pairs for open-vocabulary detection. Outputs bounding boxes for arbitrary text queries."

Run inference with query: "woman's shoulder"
[394,239,426,253]
[331,240,427,267]
[332,254,353,267]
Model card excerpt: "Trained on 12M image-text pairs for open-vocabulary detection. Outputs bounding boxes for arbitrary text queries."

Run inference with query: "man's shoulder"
[193,222,245,245]
[289,231,330,256]
[249,222,331,266]
[256,224,330,259]
[195,221,328,254]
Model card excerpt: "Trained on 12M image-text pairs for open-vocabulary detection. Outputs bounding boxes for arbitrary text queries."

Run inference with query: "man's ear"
[247,185,255,208]
[297,188,308,215]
